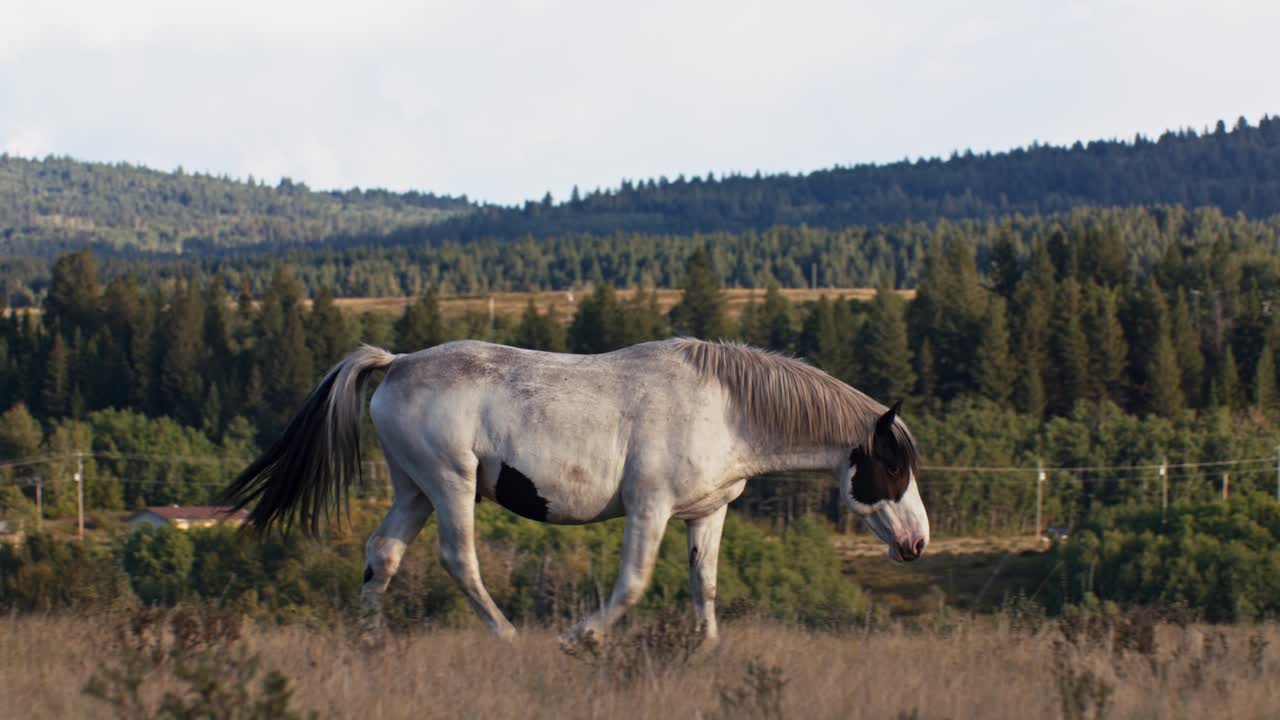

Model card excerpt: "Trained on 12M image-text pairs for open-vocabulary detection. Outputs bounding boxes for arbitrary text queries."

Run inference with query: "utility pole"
[75,452,84,541]
[1160,457,1168,521]
[1035,458,1045,541]
[1222,471,1230,502]
[488,296,496,339]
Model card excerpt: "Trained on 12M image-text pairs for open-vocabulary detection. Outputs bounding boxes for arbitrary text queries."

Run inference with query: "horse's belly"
[477,455,623,524]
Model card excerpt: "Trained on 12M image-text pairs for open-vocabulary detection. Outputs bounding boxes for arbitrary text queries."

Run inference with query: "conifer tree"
[43,248,102,337]
[42,334,70,417]
[756,283,796,352]
[669,249,727,339]
[1148,331,1184,417]
[1085,285,1128,403]
[974,296,1014,405]
[1169,293,1204,407]
[621,289,669,345]
[394,288,446,353]
[159,279,206,426]
[915,338,937,411]
[307,286,354,369]
[512,300,566,352]
[1047,279,1089,415]
[859,283,915,402]
[1254,342,1277,418]
[988,228,1021,299]
[569,284,624,354]
[1217,346,1241,411]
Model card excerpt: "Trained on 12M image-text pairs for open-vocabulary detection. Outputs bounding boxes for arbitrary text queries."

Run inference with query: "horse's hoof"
[558,626,601,655]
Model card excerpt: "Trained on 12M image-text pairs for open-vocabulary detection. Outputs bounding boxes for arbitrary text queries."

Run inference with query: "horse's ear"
[876,400,902,437]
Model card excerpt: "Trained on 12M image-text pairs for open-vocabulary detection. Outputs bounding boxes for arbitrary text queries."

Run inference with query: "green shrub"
[1051,493,1280,621]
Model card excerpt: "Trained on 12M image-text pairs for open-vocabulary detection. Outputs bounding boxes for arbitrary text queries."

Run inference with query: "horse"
[223,338,929,641]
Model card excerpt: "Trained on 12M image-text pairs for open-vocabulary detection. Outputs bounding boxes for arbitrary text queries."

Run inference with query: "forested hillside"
[0,154,472,255]
[423,115,1280,241]
[2,116,1278,265]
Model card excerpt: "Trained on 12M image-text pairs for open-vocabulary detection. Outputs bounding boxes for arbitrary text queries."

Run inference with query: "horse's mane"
[671,338,918,463]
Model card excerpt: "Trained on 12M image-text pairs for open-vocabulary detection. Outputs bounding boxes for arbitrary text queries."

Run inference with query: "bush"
[1050,493,1280,621]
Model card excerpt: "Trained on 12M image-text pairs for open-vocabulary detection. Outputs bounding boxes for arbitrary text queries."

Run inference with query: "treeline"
[5,205,1280,307]
[3,219,1280,533]
[421,115,1280,240]
[0,154,471,255]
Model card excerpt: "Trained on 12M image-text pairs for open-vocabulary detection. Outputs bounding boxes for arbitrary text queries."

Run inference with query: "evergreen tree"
[512,300,566,352]
[669,249,727,339]
[742,283,796,351]
[394,288,446,353]
[915,338,937,409]
[1169,293,1204,407]
[1148,331,1184,417]
[1084,285,1128,404]
[859,283,915,402]
[974,296,1014,405]
[307,286,355,369]
[42,334,70,417]
[987,228,1021,299]
[620,289,669,346]
[1047,279,1089,415]
[158,279,206,427]
[798,296,848,380]
[1254,342,1277,418]
[568,284,624,354]
[1217,346,1242,412]
[43,248,101,336]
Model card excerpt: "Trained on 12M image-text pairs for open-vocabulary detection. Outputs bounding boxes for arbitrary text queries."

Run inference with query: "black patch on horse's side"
[363,566,373,584]
[496,463,550,521]
[690,545,698,568]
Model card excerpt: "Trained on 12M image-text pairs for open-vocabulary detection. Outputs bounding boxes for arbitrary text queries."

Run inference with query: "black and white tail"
[222,345,397,534]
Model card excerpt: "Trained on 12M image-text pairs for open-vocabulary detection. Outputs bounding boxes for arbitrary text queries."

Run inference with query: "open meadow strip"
[3,613,1279,719]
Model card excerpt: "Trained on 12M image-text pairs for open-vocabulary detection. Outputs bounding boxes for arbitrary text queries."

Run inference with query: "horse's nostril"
[913,538,926,557]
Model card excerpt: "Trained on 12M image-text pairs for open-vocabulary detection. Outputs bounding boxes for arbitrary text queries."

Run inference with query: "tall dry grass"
[2,610,1276,719]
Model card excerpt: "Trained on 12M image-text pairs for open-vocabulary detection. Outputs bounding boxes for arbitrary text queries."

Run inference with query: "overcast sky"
[3,1,1278,205]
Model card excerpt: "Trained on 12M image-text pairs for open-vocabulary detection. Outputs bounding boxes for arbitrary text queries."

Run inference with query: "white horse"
[225,338,929,641]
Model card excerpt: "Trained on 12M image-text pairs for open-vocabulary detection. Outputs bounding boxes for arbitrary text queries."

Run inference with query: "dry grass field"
[3,287,911,325]
[332,287,915,323]
[4,611,1277,720]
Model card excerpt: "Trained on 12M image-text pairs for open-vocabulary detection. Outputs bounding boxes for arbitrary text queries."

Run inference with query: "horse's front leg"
[568,506,670,642]
[685,504,727,643]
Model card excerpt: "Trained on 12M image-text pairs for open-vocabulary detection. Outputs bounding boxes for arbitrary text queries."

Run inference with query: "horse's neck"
[732,445,846,477]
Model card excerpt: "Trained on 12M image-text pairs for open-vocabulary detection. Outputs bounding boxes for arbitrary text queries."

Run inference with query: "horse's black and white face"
[838,401,930,562]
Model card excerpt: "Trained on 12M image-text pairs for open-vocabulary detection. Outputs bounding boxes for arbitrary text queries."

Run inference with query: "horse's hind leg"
[429,463,517,640]
[361,457,434,632]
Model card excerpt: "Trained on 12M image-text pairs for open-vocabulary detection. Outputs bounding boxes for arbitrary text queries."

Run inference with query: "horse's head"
[838,401,929,562]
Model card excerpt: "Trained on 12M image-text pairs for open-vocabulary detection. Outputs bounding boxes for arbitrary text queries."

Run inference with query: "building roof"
[129,506,249,522]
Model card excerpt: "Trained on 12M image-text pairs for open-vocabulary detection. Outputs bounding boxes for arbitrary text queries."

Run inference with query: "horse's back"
[369,340,733,522]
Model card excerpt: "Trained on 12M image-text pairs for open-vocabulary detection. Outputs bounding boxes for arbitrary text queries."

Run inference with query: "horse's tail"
[222,345,398,535]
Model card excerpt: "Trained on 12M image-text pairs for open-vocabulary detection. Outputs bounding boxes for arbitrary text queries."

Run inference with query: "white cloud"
[1,0,1278,204]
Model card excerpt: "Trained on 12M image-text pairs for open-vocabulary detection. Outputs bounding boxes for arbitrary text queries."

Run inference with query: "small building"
[126,506,249,531]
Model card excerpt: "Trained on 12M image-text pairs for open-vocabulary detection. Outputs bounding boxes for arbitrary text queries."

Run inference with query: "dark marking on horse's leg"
[689,545,698,568]
[496,463,550,521]
[363,566,374,584]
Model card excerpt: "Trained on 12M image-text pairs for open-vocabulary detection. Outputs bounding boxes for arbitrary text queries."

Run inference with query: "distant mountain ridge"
[418,115,1280,243]
[0,154,473,255]
[2,115,1278,256]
